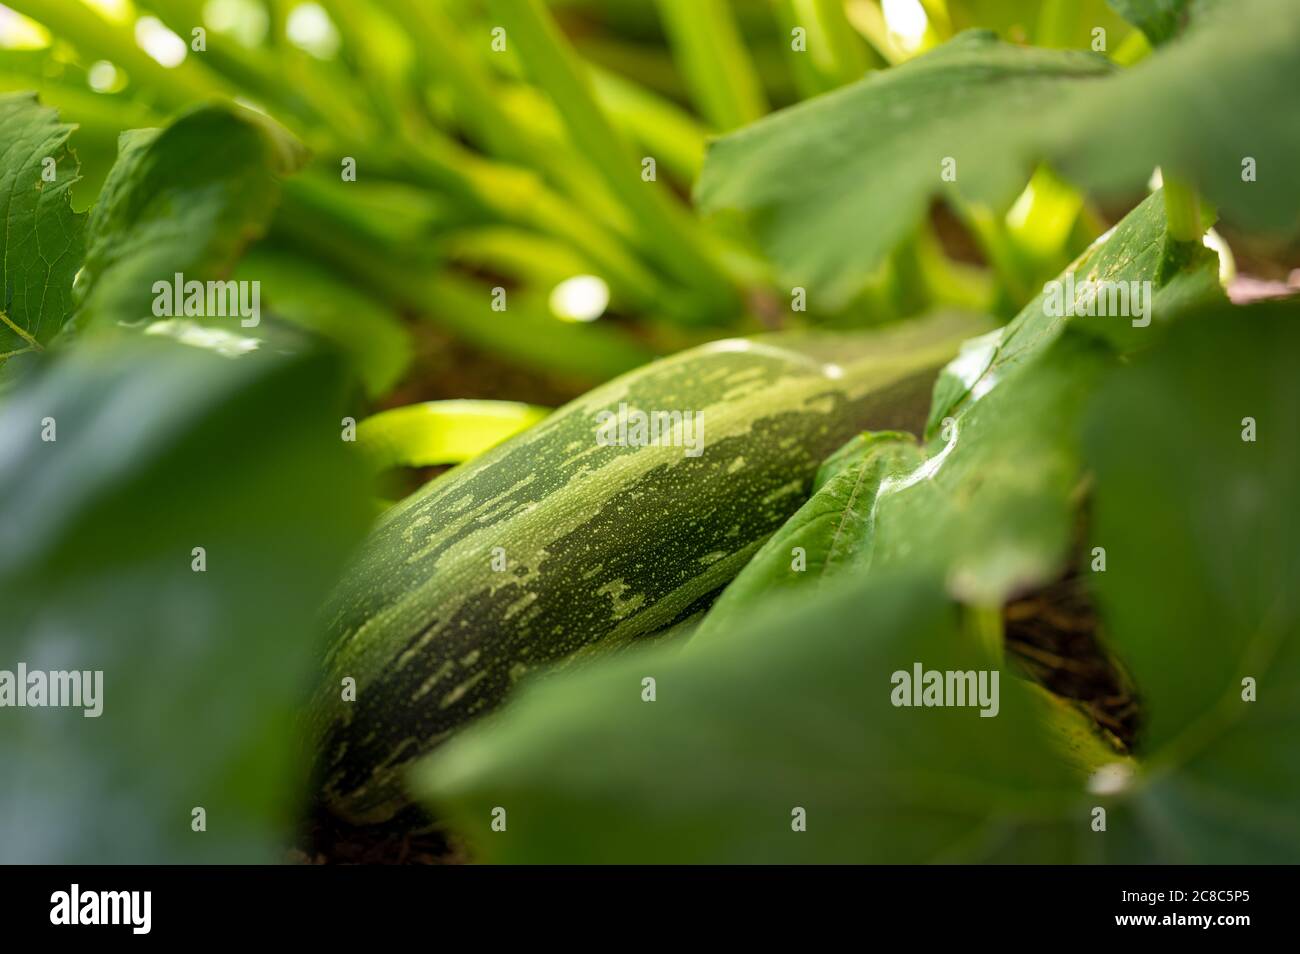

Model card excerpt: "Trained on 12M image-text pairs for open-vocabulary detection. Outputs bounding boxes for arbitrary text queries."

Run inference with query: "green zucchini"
[312,312,990,822]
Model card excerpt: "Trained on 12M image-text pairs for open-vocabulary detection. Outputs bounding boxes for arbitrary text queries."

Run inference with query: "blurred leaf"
[854,335,1109,607]
[1104,0,1190,45]
[357,400,550,472]
[237,246,413,398]
[1048,0,1300,237]
[701,3,1296,304]
[414,573,1088,863]
[0,339,370,862]
[926,191,1218,433]
[697,31,1113,307]
[72,104,307,333]
[861,199,1222,606]
[0,93,85,371]
[1083,302,1300,861]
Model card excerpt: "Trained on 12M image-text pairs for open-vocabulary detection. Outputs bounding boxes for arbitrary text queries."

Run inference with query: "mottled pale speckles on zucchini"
[411,661,454,701]
[311,319,983,823]
[602,580,648,620]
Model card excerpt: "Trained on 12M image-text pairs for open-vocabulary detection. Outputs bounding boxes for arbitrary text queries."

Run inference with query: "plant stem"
[967,604,1005,664]
[774,0,877,97]
[655,0,767,131]
[488,0,739,319]
[1035,0,1077,48]
[1163,175,1205,242]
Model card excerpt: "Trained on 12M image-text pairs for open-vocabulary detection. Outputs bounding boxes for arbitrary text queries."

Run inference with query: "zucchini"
[312,312,990,822]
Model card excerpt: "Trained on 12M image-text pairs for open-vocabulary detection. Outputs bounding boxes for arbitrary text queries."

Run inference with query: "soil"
[293,803,468,865]
[1004,566,1141,752]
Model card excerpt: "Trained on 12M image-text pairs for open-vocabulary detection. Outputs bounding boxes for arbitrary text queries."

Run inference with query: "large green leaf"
[1082,301,1300,861]
[414,573,1091,863]
[0,93,85,370]
[71,104,306,333]
[0,339,370,862]
[1051,0,1300,236]
[860,198,1218,608]
[700,1,1296,304]
[696,31,1113,307]
[845,336,1107,607]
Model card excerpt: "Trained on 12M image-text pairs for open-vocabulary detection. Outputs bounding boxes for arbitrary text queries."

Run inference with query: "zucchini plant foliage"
[0,0,1296,863]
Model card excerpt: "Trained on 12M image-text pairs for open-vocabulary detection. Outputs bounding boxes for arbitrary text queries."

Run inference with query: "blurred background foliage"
[0,0,1202,410]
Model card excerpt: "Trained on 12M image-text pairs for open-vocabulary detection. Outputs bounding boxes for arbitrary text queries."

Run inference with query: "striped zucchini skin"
[313,314,986,822]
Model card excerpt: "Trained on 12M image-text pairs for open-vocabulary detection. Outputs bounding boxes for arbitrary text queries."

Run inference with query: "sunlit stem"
[967,604,1005,664]
[1163,176,1205,242]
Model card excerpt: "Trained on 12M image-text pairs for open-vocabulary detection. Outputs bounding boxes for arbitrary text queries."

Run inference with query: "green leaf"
[720,195,1215,616]
[1050,0,1300,237]
[700,4,1296,304]
[357,400,550,472]
[1104,0,1190,45]
[696,31,1113,307]
[0,338,371,862]
[1082,301,1300,861]
[0,93,85,368]
[72,104,306,333]
[860,336,1108,606]
[926,190,1218,433]
[414,573,1088,863]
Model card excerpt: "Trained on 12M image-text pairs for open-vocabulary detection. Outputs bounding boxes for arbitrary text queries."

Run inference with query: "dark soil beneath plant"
[292,803,467,865]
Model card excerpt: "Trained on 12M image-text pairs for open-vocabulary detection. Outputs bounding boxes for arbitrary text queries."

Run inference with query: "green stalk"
[588,67,709,183]
[774,0,877,97]
[966,605,1005,665]
[1159,175,1206,243]
[843,0,910,66]
[958,203,1035,310]
[1112,29,1153,65]
[272,194,656,380]
[141,0,376,148]
[391,137,672,314]
[1163,176,1205,242]
[654,0,767,131]
[9,0,228,105]
[487,0,738,317]
[1035,0,1078,48]
[388,0,628,230]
